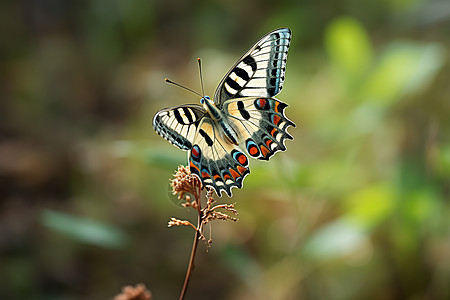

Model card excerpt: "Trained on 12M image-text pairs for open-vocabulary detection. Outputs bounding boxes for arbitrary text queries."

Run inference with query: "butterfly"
[153,28,295,197]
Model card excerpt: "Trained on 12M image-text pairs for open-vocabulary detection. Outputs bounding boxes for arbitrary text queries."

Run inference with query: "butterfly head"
[201,95,222,121]
[200,95,211,104]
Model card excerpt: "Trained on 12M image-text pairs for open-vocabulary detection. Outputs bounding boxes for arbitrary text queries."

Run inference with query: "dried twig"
[169,165,239,300]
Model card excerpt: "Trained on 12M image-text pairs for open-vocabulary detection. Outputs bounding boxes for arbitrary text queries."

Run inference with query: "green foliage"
[1,1,449,299]
[344,183,396,229]
[40,209,128,249]
[325,17,373,82]
[359,42,445,106]
[303,218,369,261]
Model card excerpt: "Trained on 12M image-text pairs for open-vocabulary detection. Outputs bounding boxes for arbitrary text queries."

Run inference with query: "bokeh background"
[1,0,450,299]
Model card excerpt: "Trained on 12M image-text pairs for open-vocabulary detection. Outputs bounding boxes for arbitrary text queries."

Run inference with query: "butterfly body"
[200,95,240,145]
[153,28,295,197]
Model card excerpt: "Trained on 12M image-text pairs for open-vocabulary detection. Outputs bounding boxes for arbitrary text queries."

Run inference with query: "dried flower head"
[168,217,196,230]
[171,165,202,200]
[203,201,239,224]
[113,283,152,300]
[168,166,239,234]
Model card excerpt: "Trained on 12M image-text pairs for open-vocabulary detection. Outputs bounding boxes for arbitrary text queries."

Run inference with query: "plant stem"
[178,203,202,300]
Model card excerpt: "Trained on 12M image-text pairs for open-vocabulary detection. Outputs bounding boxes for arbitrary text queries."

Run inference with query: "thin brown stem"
[179,198,202,300]
[171,170,235,299]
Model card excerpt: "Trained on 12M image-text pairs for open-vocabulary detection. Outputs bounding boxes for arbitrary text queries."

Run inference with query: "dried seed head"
[113,283,152,300]
[206,187,214,200]
[168,217,197,230]
[171,165,202,200]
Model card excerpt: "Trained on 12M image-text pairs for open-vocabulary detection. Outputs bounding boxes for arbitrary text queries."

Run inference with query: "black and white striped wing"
[152,104,206,151]
[214,28,291,105]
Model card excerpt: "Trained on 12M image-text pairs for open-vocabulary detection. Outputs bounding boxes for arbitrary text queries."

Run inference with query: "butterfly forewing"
[214,28,291,105]
[152,105,205,150]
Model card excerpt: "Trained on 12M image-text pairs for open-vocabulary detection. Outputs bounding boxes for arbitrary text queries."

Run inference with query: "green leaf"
[221,243,262,287]
[437,144,450,176]
[325,17,373,80]
[403,188,438,225]
[110,140,186,168]
[40,209,128,249]
[360,42,445,106]
[303,219,370,260]
[344,183,396,229]
[144,147,186,168]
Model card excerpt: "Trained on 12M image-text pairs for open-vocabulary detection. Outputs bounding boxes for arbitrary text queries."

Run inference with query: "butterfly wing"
[153,104,206,151]
[224,97,295,161]
[189,118,250,197]
[154,28,294,197]
[214,28,291,105]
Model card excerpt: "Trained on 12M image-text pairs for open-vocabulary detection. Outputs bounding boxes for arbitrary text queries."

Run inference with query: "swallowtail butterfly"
[153,28,295,197]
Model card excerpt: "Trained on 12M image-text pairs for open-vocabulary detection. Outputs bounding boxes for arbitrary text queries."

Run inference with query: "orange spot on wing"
[190,161,199,173]
[229,168,240,180]
[270,128,277,137]
[213,174,221,181]
[237,165,247,175]
[274,101,280,113]
[202,171,210,178]
[265,139,273,148]
[260,145,270,158]
[223,174,231,180]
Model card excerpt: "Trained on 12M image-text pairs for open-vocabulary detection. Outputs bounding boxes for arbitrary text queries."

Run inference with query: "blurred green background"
[1,0,449,299]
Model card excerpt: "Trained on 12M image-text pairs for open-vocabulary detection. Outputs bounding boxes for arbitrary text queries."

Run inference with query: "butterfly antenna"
[164,78,202,97]
[197,58,205,97]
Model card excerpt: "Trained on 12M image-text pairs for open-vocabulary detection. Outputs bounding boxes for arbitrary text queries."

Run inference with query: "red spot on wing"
[237,154,247,165]
[191,147,199,158]
[265,139,273,148]
[273,115,281,126]
[249,145,259,156]
[257,98,267,109]
[202,171,210,178]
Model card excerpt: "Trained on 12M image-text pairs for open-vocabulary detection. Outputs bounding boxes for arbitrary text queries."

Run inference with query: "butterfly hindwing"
[224,97,295,161]
[189,118,250,197]
[214,28,291,105]
[152,104,206,151]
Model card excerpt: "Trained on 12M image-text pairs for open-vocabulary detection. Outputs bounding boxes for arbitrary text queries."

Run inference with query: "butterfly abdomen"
[219,120,239,145]
[202,96,240,146]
